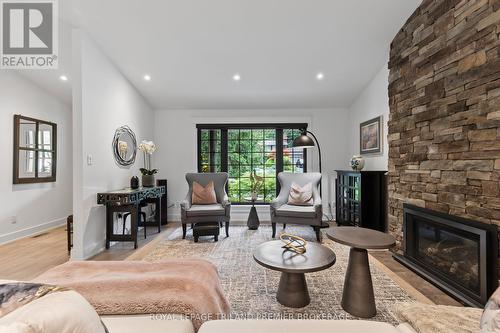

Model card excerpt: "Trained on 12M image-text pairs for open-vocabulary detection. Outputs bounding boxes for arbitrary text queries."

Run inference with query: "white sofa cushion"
[101,314,195,333]
[199,319,403,333]
[0,289,106,333]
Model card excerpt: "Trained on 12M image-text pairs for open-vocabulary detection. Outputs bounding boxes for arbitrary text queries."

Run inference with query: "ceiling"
[20,0,421,109]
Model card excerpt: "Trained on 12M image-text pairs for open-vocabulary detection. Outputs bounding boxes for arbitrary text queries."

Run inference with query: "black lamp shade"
[292,133,315,149]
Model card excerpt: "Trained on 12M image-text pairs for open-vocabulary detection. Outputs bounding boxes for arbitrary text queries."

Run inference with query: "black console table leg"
[133,204,139,249]
[105,205,112,249]
[156,197,161,233]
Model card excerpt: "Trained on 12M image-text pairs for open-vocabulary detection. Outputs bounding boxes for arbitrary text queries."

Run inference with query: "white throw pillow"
[0,290,107,333]
[287,182,314,206]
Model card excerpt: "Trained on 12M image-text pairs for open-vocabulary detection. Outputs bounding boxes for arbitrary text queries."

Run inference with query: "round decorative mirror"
[112,125,137,167]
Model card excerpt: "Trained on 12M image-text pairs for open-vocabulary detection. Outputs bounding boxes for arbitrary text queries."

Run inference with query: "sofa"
[198,320,416,333]
[101,318,416,333]
[1,279,489,333]
[0,279,417,333]
[101,314,194,333]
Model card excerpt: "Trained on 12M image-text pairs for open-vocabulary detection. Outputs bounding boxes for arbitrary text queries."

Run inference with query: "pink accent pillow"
[287,182,314,206]
[192,181,217,205]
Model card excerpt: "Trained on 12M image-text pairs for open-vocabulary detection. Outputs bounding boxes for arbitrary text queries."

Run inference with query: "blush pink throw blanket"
[33,259,230,330]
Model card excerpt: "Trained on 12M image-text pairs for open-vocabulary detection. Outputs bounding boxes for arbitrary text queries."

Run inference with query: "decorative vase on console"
[350,155,365,171]
[130,176,139,189]
[139,140,158,187]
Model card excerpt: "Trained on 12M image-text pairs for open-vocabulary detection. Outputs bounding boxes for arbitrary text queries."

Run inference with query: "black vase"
[130,176,139,189]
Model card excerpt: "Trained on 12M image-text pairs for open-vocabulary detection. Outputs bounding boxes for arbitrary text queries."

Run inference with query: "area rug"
[143,225,414,325]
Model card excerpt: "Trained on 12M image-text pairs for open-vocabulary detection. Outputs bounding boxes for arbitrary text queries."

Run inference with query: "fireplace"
[394,204,498,307]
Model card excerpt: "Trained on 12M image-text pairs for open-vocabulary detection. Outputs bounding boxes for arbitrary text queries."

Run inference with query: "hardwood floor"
[0,226,69,281]
[0,223,462,307]
[0,224,177,280]
[370,250,462,306]
[91,223,178,261]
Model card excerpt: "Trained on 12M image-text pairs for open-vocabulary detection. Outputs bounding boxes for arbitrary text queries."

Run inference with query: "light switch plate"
[87,154,93,166]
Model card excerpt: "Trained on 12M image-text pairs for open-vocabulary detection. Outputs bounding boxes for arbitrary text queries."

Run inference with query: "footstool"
[193,222,220,242]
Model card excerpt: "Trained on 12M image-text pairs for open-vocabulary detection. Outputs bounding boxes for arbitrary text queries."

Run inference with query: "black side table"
[245,197,260,230]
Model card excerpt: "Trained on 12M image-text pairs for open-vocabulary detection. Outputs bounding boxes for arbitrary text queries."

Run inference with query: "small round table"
[326,227,395,318]
[253,240,336,308]
[245,197,260,230]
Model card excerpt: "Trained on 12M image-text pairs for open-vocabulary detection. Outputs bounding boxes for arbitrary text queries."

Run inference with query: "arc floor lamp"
[292,129,322,196]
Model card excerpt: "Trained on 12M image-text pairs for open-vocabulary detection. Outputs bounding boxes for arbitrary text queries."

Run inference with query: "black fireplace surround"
[394,204,498,307]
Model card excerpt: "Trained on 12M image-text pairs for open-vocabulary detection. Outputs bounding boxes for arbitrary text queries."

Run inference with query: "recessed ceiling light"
[59,75,68,81]
[143,74,151,81]
[232,73,241,81]
[316,72,324,80]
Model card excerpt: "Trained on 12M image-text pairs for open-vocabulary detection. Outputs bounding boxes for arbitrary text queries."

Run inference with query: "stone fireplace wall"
[387,0,500,250]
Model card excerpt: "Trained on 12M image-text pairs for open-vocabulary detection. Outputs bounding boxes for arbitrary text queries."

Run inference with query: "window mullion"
[209,130,215,172]
[221,129,228,172]
[276,129,284,195]
[34,121,39,179]
[197,128,202,172]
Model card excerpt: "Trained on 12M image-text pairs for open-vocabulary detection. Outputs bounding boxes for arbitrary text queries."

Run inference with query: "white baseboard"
[0,217,67,245]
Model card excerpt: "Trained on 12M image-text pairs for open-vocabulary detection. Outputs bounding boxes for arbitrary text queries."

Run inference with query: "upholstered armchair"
[181,173,231,239]
[270,172,323,241]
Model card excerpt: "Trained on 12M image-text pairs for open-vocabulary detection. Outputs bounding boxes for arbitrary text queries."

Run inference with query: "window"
[13,115,57,184]
[197,124,307,204]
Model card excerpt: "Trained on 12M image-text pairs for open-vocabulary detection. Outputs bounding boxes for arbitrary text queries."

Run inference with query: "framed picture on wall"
[360,116,382,155]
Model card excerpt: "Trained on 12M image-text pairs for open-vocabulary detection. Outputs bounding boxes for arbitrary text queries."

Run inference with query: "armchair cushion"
[186,204,226,217]
[288,182,313,206]
[276,204,317,218]
[192,181,217,205]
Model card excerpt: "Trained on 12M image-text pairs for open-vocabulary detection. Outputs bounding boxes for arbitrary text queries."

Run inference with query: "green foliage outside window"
[199,127,305,204]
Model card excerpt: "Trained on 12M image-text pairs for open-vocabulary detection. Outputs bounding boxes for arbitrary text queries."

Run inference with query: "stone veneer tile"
[388,0,499,263]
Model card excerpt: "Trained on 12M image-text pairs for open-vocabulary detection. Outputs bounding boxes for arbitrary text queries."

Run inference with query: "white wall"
[154,108,350,222]
[0,72,72,244]
[347,65,389,171]
[72,30,154,260]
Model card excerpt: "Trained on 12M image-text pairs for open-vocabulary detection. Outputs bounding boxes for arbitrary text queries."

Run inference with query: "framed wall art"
[360,116,382,155]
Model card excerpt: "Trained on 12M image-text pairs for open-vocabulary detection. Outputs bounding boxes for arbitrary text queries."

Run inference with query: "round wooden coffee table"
[253,240,336,308]
[326,227,395,318]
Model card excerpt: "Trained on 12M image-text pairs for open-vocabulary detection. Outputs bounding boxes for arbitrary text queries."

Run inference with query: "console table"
[97,186,165,249]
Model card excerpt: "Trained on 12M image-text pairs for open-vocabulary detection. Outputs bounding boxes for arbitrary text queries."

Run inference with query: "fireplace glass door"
[399,204,498,307]
[413,219,481,294]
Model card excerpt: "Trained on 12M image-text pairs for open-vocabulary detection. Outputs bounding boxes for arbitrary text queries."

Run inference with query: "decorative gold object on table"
[280,233,307,254]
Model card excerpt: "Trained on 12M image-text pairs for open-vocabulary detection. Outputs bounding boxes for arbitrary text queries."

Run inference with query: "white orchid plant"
[138,140,158,176]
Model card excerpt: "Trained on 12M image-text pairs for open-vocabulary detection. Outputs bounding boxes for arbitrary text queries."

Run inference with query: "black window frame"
[197,123,308,205]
